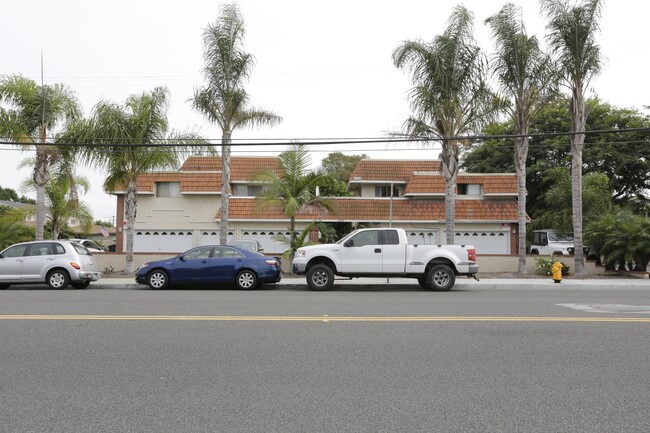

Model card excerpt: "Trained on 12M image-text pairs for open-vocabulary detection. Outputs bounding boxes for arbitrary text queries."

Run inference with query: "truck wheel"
[530,249,539,255]
[306,264,334,291]
[426,265,455,291]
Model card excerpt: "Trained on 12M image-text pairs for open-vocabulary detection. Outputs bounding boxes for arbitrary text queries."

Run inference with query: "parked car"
[135,245,282,290]
[227,239,283,267]
[0,240,102,290]
[66,238,105,253]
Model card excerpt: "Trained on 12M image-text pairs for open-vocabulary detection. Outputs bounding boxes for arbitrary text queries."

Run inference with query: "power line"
[1,127,648,148]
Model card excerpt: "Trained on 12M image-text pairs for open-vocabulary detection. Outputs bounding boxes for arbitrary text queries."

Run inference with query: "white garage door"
[407,231,439,245]
[134,230,194,253]
[454,231,509,254]
[199,231,234,246]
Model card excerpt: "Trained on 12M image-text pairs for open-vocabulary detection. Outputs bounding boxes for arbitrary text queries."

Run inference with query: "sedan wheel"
[47,270,70,290]
[236,270,258,290]
[148,270,169,290]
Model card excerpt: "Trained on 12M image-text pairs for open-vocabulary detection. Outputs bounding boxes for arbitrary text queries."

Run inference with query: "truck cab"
[530,230,575,256]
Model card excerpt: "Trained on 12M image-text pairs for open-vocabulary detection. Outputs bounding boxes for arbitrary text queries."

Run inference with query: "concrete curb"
[91,277,650,291]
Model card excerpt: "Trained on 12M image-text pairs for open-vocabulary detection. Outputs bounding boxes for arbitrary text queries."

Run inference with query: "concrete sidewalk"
[94,276,650,291]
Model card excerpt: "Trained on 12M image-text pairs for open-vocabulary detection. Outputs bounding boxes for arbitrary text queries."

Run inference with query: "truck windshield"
[336,230,359,244]
[548,232,574,242]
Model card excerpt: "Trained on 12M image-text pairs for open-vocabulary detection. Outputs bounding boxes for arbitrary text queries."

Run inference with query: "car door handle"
[374,248,382,253]
[47,258,54,261]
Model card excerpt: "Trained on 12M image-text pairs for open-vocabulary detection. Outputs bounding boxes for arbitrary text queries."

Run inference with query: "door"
[171,246,218,284]
[211,246,246,283]
[0,244,29,282]
[381,230,405,273]
[22,242,57,282]
[339,230,382,273]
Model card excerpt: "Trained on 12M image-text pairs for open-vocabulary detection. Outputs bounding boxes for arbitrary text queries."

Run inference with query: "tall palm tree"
[61,87,202,272]
[485,3,557,274]
[253,145,333,260]
[0,74,80,241]
[192,3,282,246]
[393,5,500,244]
[541,0,604,275]
[20,156,93,240]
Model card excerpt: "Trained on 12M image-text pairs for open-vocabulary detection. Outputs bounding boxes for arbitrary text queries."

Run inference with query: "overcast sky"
[1,0,648,222]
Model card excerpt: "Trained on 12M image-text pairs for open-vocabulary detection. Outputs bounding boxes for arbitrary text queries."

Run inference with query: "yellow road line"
[0,315,649,323]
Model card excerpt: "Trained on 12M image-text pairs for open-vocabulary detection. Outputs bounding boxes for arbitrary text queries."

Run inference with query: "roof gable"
[348,159,441,182]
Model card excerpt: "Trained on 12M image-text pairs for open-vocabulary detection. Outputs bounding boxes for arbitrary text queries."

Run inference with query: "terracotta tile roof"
[403,173,518,195]
[222,198,521,222]
[136,172,221,193]
[349,159,442,182]
[179,156,281,181]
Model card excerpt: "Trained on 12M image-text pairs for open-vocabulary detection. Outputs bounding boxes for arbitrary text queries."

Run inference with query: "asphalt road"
[1,287,649,433]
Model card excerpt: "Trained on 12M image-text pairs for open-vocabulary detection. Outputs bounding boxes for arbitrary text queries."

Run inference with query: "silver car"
[0,240,102,290]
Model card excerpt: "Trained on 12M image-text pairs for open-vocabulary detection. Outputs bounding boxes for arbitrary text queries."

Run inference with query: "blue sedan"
[135,245,282,290]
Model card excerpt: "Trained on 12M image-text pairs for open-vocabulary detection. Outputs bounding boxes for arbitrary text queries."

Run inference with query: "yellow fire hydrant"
[551,261,563,283]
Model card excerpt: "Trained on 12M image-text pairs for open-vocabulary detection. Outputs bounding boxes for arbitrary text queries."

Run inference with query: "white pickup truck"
[291,227,478,291]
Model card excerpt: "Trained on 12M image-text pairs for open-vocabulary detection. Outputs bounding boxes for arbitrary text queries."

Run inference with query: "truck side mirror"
[344,239,354,247]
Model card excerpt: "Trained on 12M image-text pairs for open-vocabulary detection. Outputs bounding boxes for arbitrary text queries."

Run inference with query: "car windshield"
[548,232,574,242]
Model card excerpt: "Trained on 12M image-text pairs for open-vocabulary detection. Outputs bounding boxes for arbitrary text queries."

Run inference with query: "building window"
[233,185,264,197]
[375,185,401,197]
[156,182,181,198]
[458,184,481,196]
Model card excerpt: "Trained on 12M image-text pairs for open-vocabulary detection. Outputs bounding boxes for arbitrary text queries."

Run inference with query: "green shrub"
[535,257,570,276]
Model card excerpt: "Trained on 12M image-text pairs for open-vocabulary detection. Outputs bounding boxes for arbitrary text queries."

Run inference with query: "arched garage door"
[407,231,439,245]
[134,230,194,253]
[454,231,509,254]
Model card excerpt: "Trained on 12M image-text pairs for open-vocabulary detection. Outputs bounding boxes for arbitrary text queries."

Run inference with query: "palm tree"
[541,0,604,275]
[485,3,557,274]
[192,3,282,246]
[0,74,80,241]
[61,87,202,273]
[253,145,333,260]
[393,5,500,244]
[20,159,93,240]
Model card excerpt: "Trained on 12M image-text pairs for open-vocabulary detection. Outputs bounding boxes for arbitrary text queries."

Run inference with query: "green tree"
[393,5,500,244]
[60,87,201,273]
[531,167,612,232]
[320,152,368,184]
[485,3,557,273]
[462,98,650,218]
[192,4,282,246]
[253,145,333,259]
[0,186,36,204]
[586,210,650,271]
[541,0,604,275]
[0,74,81,241]
[0,219,34,250]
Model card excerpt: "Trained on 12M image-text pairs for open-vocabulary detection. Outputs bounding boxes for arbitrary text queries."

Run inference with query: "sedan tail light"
[265,259,279,266]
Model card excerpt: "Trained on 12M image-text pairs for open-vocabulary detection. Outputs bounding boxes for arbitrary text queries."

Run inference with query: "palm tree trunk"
[515,133,529,275]
[33,148,50,241]
[220,131,232,245]
[124,181,137,273]
[289,216,296,263]
[440,140,459,244]
[570,88,586,276]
